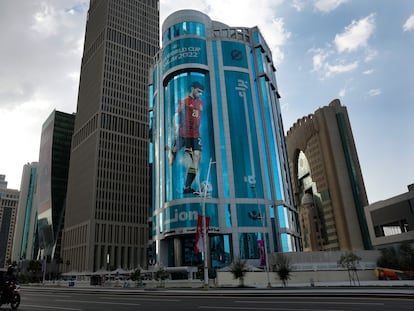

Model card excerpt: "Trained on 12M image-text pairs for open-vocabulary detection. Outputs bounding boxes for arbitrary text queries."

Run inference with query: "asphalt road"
[15,287,414,311]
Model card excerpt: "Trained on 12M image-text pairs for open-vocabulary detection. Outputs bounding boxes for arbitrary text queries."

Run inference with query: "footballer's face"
[192,87,203,99]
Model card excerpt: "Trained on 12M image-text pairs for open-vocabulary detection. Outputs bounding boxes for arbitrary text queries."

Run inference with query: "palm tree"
[229,258,249,287]
[273,253,292,287]
[338,251,361,286]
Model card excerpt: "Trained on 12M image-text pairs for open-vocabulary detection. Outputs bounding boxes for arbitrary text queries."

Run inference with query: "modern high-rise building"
[150,10,300,270]
[12,162,39,263]
[63,0,159,272]
[0,175,19,268]
[37,110,75,261]
[286,99,371,251]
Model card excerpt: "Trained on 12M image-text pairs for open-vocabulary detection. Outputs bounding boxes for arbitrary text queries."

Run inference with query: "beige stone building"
[286,99,371,251]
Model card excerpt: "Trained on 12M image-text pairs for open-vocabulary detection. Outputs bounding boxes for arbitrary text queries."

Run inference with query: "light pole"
[249,179,271,288]
[201,158,215,288]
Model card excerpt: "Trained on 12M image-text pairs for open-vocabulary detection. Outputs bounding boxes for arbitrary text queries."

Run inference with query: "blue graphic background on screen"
[164,72,216,201]
[162,203,218,231]
[236,204,267,227]
[213,42,229,198]
[259,76,282,200]
[249,51,272,200]
[222,41,248,68]
[225,70,263,198]
[162,38,207,72]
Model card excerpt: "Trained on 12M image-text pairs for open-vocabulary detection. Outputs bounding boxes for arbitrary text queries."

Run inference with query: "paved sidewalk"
[22,280,414,298]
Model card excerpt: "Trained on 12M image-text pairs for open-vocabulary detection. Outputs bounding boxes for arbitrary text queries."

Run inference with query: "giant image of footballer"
[167,81,205,195]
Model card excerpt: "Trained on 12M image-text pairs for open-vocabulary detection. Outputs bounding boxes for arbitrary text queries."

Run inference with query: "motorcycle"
[0,281,21,310]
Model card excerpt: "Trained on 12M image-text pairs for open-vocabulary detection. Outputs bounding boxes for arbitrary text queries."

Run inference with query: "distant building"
[0,175,19,268]
[365,184,414,249]
[286,99,371,251]
[63,0,159,272]
[37,110,75,261]
[12,162,39,263]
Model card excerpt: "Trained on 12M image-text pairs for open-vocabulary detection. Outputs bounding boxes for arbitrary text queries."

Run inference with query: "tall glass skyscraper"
[63,0,159,272]
[150,10,300,270]
[37,110,75,261]
[12,162,39,262]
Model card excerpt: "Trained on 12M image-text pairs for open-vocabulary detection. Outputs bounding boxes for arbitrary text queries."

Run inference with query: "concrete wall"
[216,269,377,287]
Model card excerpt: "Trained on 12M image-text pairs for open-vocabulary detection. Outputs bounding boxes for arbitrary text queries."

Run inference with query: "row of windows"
[72,114,98,150]
[95,222,146,245]
[107,27,157,54]
[63,222,88,248]
[105,43,151,78]
[82,29,105,67]
[100,112,147,137]
[212,27,250,43]
[163,21,205,45]
[101,92,145,120]
[108,0,159,45]
[95,198,148,224]
[94,243,146,271]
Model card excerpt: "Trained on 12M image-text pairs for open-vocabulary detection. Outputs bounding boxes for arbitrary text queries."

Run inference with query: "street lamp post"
[201,158,215,288]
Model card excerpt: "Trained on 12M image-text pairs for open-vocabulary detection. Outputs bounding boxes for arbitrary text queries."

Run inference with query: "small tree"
[338,251,361,286]
[272,253,292,287]
[229,258,249,287]
[154,266,169,287]
[130,268,142,286]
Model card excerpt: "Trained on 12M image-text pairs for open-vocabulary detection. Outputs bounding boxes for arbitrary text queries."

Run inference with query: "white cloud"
[311,48,332,71]
[310,14,376,78]
[363,69,374,75]
[31,2,58,36]
[325,61,358,77]
[368,88,382,96]
[364,49,377,62]
[291,0,306,12]
[310,47,357,78]
[403,15,414,32]
[314,0,349,13]
[339,88,346,97]
[160,0,288,64]
[334,14,375,53]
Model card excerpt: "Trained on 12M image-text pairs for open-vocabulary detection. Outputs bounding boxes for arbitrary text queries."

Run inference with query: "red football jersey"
[177,95,203,138]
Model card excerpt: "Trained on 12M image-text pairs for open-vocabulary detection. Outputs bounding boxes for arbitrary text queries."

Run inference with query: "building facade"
[11,162,39,263]
[286,99,371,251]
[63,0,159,272]
[150,10,300,271]
[365,184,414,249]
[37,110,75,261]
[0,175,19,268]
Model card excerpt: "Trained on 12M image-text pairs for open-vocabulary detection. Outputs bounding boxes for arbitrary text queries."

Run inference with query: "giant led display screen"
[162,38,207,72]
[161,71,218,234]
[164,72,216,202]
[224,70,263,199]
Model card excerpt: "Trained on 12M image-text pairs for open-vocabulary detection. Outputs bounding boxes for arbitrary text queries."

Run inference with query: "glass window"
[162,22,206,45]
[239,232,259,259]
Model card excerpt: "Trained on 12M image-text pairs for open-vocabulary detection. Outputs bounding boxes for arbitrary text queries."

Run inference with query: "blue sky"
[0,0,413,203]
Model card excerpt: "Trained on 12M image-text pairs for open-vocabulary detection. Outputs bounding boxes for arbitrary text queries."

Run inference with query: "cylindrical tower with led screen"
[149,10,301,271]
